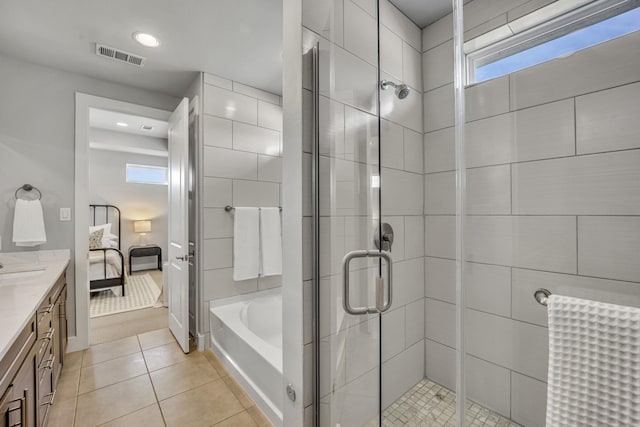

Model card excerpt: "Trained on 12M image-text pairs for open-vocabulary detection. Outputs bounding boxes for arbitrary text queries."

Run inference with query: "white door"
[168,97,190,353]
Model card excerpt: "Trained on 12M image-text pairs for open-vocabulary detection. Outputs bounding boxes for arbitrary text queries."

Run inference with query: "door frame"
[71,93,172,351]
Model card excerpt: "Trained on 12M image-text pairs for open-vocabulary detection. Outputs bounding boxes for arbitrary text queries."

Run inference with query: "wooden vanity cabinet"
[0,270,67,427]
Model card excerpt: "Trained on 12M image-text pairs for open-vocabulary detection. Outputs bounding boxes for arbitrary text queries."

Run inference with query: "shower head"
[380,79,410,99]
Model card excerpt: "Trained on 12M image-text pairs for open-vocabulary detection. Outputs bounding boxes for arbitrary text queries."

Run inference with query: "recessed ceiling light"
[116,122,129,127]
[133,32,161,48]
[141,125,154,131]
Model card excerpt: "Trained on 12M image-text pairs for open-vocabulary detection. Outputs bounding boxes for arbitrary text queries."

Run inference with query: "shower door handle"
[341,250,393,315]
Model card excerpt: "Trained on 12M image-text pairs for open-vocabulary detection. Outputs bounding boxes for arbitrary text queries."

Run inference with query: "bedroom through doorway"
[87,108,170,345]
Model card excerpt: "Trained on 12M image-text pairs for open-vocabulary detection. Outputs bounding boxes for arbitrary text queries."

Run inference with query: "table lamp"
[134,220,151,245]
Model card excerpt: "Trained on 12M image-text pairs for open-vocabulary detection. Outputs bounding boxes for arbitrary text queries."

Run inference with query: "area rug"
[90,273,161,318]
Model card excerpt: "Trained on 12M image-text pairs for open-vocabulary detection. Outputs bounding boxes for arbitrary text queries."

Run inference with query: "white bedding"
[89,249,124,281]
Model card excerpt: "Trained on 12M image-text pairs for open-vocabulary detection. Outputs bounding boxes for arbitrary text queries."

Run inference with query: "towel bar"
[224,205,282,212]
[534,288,552,306]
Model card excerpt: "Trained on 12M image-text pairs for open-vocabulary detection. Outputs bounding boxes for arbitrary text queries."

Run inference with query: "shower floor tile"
[382,379,521,427]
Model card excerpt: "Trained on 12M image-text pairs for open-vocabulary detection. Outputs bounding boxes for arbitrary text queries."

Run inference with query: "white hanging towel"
[233,207,260,281]
[260,207,282,277]
[12,199,47,247]
[546,294,640,427]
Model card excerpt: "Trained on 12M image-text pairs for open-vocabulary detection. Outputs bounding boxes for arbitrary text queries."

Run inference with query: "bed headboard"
[89,204,121,249]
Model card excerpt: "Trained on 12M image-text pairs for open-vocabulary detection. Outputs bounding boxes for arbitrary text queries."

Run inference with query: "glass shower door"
[303,1,386,424]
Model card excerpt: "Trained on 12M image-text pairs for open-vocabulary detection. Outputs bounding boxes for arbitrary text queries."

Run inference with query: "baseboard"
[66,335,88,353]
[197,332,209,351]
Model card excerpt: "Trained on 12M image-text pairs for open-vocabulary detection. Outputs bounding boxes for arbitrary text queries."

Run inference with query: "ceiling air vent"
[95,43,146,68]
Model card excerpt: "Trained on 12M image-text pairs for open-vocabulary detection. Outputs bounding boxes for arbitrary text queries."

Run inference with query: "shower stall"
[296,0,640,425]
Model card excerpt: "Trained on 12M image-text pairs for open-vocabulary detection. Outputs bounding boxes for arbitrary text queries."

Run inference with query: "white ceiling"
[389,0,453,28]
[0,0,283,97]
[90,109,168,139]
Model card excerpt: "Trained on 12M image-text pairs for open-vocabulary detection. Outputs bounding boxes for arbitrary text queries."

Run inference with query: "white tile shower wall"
[302,0,425,417]
[422,2,640,424]
[201,73,283,318]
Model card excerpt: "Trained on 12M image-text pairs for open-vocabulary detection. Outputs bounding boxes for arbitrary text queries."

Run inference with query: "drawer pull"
[7,392,26,427]
[40,392,55,407]
[39,355,54,370]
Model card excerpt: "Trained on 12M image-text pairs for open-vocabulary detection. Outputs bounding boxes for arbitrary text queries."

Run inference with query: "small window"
[126,164,168,185]
[466,1,640,84]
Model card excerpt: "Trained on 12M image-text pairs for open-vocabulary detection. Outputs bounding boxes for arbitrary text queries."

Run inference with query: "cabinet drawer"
[0,316,36,395]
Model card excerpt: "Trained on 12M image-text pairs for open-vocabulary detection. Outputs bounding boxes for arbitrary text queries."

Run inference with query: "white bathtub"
[209,288,283,425]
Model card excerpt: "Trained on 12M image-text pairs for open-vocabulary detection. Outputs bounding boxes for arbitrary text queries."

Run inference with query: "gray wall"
[0,53,179,336]
[422,2,640,425]
[89,146,169,269]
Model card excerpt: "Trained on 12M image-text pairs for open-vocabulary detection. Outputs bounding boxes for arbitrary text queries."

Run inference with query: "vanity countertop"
[0,250,70,361]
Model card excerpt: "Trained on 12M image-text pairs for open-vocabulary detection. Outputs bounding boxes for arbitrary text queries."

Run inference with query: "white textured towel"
[233,207,260,281]
[546,294,640,427]
[12,199,47,247]
[259,207,282,277]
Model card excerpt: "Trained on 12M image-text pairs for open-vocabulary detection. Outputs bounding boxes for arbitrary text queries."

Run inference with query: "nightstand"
[129,244,162,273]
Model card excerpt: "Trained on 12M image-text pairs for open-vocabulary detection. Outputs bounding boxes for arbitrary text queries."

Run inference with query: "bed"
[89,204,126,296]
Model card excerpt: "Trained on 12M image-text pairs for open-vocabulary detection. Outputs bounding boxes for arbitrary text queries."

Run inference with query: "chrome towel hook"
[534,288,552,306]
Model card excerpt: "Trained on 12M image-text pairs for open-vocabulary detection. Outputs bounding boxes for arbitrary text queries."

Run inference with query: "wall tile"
[403,42,422,91]
[346,317,379,381]
[393,258,425,307]
[405,299,425,347]
[344,106,378,164]
[424,84,454,132]
[232,82,280,105]
[425,339,456,390]
[381,168,423,215]
[232,122,280,156]
[203,147,257,180]
[424,127,455,173]
[380,0,421,51]
[203,238,232,270]
[510,32,640,110]
[344,0,378,65]
[203,268,257,300]
[425,216,455,259]
[258,275,281,290]
[320,42,377,115]
[381,72,423,132]
[403,128,423,174]
[422,14,452,51]
[203,73,232,90]
[258,101,283,131]
[466,165,511,215]
[513,150,640,215]
[425,256,456,304]
[422,40,453,91]
[381,119,404,169]
[512,98,575,161]
[381,342,424,409]
[202,177,232,208]
[203,115,232,148]
[465,262,511,318]
[257,155,282,183]
[466,76,510,122]
[463,0,529,31]
[576,81,640,154]
[383,216,405,261]
[578,216,640,283]
[404,216,424,258]
[466,216,577,274]
[380,25,404,79]
[319,95,346,158]
[203,208,233,239]
[425,171,455,214]
[425,298,456,347]
[351,0,376,16]
[302,0,344,46]
[512,268,640,327]
[511,372,547,427]
[382,307,406,361]
[466,355,511,417]
[465,113,513,167]
[232,180,279,207]
[465,309,548,381]
[203,84,257,125]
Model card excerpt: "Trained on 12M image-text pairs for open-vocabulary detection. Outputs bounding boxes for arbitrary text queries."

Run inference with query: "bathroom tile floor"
[48,328,273,427]
[382,379,521,427]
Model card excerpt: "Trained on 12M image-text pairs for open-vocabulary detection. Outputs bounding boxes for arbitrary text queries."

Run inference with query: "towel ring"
[15,184,42,200]
[534,288,552,306]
